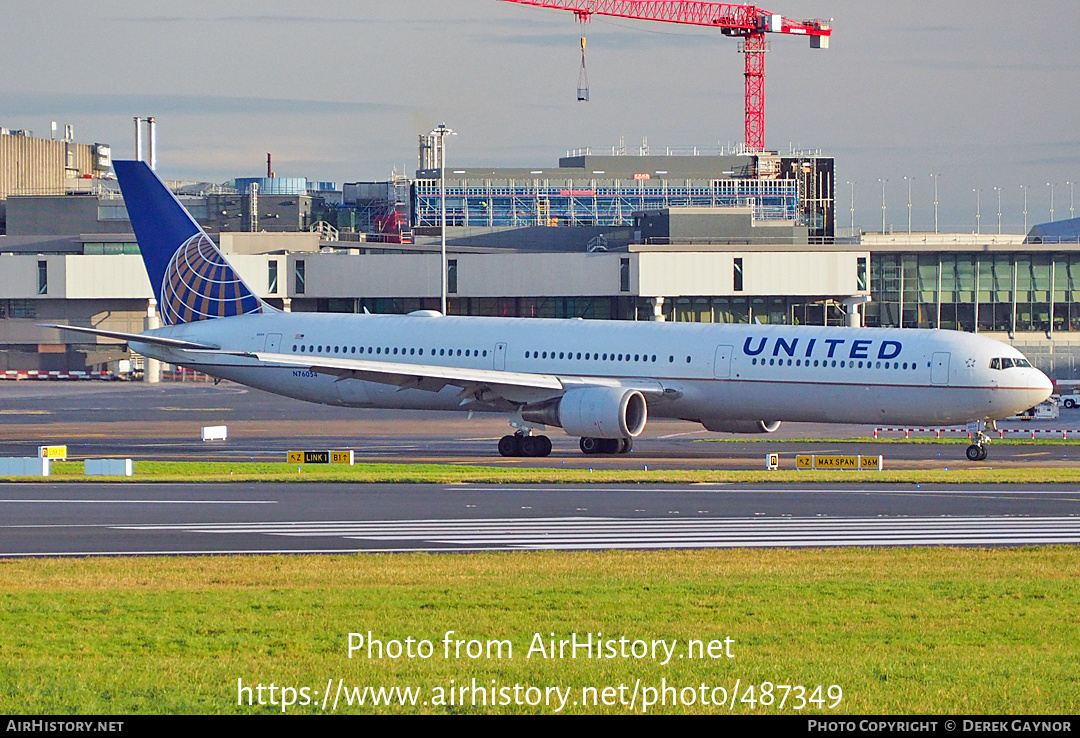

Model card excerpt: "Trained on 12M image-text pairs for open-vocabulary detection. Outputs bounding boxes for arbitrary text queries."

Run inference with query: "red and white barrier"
[873,427,970,439]
[0,370,117,381]
[875,427,1079,440]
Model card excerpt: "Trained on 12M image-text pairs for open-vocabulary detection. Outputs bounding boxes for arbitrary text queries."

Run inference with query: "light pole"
[930,173,940,234]
[904,175,912,234]
[973,188,982,235]
[878,178,888,234]
[1068,181,1075,221]
[1048,182,1057,222]
[994,186,1002,234]
[846,180,855,232]
[429,123,456,315]
[1020,184,1029,233]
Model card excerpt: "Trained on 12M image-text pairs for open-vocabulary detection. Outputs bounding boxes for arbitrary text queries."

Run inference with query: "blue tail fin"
[114,160,264,325]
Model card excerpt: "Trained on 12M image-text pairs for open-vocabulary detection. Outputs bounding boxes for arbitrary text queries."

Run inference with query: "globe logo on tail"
[160,233,263,325]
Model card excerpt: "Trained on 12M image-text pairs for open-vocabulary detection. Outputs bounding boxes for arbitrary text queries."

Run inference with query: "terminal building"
[2,126,1079,379]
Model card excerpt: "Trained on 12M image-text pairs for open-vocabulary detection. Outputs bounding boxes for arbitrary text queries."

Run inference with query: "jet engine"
[699,419,781,434]
[521,387,648,439]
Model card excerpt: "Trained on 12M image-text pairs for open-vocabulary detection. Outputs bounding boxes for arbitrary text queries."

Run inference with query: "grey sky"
[1,0,1077,232]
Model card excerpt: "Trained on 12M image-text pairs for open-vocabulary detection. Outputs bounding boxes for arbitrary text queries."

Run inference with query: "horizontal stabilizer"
[42,324,221,351]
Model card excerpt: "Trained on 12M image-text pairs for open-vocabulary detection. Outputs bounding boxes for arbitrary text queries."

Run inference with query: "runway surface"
[2,382,1079,557]
[2,482,1079,556]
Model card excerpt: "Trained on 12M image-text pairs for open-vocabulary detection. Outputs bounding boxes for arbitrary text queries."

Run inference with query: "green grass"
[5,459,1080,485]
[0,548,1077,714]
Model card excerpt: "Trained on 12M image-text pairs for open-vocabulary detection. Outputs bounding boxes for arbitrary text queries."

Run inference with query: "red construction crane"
[497,0,831,152]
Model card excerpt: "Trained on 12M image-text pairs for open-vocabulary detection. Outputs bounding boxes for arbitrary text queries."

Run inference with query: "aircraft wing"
[249,351,664,406]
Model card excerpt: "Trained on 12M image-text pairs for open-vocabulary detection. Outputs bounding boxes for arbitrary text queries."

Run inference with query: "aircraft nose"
[1030,368,1054,404]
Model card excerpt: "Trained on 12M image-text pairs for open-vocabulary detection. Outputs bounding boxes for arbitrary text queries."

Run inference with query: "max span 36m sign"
[795,455,884,471]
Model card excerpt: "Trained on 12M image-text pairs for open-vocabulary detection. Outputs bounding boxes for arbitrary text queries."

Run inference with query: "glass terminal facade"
[865,252,1080,334]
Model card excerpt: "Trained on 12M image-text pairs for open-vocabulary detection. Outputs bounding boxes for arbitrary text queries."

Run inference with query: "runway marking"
[452,485,1080,496]
[152,407,234,412]
[0,499,276,505]
[112,516,1080,552]
[657,430,709,439]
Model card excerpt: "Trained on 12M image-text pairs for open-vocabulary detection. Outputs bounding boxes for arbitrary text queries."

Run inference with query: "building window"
[448,259,458,294]
[37,261,47,295]
[620,258,630,292]
[268,260,278,294]
[733,258,744,292]
[857,257,867,291]
[294,260,306,294]
[10,300,35,319]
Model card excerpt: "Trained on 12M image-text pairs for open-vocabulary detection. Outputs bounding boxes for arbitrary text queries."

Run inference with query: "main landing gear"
[498,432,552,458]
[579,437,633,455]
[497,433,635,457]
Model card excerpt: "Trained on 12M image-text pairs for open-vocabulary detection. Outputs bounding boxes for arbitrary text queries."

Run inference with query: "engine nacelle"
[700,419,781,434]
[521,387,648,439]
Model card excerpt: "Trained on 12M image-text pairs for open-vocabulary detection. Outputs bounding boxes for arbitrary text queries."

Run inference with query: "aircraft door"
[931,352,951,385]
[713,345,733,379]
[494,342,507,370]
[264,333,282,352]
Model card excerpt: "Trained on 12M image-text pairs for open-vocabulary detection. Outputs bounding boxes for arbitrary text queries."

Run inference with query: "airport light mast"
[497,0,831,152]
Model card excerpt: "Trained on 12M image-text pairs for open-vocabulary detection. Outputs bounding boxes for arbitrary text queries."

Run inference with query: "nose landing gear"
[965,420,993,462]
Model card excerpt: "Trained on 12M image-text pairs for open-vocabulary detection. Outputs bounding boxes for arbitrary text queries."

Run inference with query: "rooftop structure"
[412,142,835,243]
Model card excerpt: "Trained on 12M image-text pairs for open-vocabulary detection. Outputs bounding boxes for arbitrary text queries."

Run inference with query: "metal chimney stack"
[134,117,143,161]
[133,117,157,170]
[148,117,156,171]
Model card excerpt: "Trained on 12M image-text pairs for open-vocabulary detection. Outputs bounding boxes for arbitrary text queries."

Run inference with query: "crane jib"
[496,0,831,151]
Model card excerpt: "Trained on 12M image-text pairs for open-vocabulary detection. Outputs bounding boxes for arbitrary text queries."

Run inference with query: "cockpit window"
[990,357,1032,370]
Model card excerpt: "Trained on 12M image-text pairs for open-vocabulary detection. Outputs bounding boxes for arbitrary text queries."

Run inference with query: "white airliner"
[52,161,1052,462]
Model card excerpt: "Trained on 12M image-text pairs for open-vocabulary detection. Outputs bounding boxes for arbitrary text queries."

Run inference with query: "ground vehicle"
[1060,392,1080,409]
[1013,399,1060,420]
